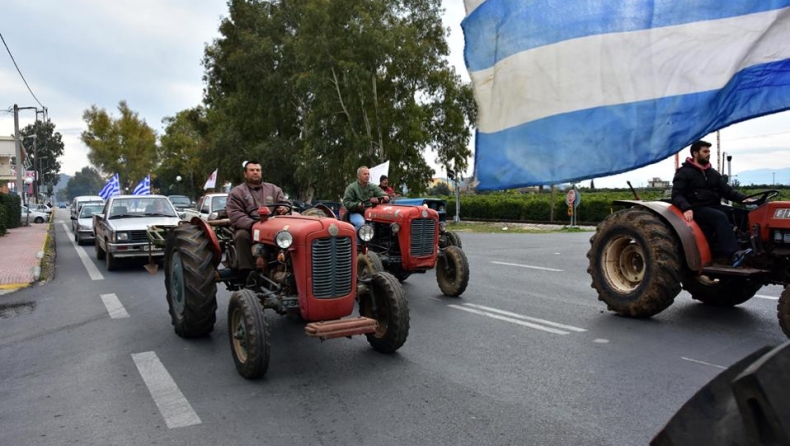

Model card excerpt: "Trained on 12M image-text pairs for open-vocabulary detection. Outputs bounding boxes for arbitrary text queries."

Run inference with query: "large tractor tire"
[587,208,683,318]
[682,275,762,307]
[778,286,790,338]
[440,231,463,249]
[358,272,409,353]
[164,224,218,338]
[357,251,384,281]
[436,245,470,297]
[95,238,106,260]
[228,289,271,379]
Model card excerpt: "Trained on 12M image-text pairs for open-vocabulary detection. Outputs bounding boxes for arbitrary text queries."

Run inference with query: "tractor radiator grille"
[410,218,436,257]
[311,236,353,298]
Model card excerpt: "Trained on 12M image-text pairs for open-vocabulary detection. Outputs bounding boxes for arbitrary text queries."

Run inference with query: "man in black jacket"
[671,140,755,265]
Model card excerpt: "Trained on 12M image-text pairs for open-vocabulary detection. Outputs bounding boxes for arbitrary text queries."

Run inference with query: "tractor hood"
[251,215,356,245]
[365,204,439,223]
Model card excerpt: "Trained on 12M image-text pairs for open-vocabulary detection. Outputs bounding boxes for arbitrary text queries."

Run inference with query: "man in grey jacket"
[226,160,289,272]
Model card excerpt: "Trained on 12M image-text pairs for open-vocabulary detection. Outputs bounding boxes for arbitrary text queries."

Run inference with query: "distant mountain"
[732,167,790,186]
[54,173,71,194]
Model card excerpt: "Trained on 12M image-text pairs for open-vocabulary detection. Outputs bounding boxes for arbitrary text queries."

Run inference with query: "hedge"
[0,193,22,235]
[439,188,790,224]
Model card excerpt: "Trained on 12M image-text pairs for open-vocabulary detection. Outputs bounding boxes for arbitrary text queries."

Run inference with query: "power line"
[0,32,45,109]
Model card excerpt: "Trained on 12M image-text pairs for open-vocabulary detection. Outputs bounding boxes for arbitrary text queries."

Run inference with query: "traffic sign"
[566,189,576,206]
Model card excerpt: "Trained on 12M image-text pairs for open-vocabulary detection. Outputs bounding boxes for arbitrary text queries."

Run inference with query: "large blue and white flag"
[132,175,151,196]
[98,173,120,200]
[463,1,790,189]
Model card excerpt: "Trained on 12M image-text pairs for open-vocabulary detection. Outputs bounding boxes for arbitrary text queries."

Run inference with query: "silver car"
[72,203,104,245]
[21,205,50,224]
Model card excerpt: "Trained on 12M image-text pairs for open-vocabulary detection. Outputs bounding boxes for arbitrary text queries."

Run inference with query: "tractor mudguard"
[613,200,711,272]
[190,216,222,267]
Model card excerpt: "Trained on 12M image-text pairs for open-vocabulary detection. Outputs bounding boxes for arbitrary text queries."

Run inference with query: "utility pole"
[13,104,23,201]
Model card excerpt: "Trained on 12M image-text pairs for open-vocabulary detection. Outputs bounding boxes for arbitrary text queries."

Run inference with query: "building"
[0,135,30,193]
[647,177,670,188]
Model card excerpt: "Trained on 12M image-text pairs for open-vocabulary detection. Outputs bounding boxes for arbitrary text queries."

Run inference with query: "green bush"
[0,193,22,231]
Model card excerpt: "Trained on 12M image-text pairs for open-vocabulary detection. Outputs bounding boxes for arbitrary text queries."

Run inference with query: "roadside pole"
[13,104,23,204]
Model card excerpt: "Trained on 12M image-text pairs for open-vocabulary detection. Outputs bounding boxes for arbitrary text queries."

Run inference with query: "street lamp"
[175,175,182,196]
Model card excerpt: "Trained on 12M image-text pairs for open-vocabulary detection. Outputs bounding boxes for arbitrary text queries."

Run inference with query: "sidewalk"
[0,219,51,295]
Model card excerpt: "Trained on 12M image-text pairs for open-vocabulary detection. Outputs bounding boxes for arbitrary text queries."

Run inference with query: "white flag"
[203,169,218,190]
[369,161,389,186]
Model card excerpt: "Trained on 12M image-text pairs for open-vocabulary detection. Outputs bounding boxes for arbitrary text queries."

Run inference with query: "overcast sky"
[3,0,790,189]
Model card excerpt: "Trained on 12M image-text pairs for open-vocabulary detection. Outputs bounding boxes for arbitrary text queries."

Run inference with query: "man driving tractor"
[671,140,756,266]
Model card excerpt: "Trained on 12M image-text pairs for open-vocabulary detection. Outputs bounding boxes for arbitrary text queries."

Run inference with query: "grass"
[38,220,57,282]
[447,221,594,234]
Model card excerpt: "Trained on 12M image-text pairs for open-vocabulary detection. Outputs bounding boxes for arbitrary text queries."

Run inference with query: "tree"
[156,107,212,200]
[20,120,65,197]
[81,101,158,191]
[428,181,451,196]
[202,0,476,200]
[63,167,105,201]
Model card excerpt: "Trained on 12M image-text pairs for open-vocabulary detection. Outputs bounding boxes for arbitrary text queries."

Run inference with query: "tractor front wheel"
[228,289,271,379]
[682,275,762,307]
[358,272,409,353]
[164,224,218,337]
[778,286,790,338]
[587,208,682,317]
[436,246,470,297]
[357,251,384,280]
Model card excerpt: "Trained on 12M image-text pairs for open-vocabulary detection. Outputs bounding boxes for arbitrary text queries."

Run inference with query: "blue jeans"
[349,212,365,231]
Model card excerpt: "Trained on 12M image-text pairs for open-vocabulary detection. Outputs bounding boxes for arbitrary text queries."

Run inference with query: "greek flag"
[98,173,120,200]
[463,1,790,189]
[132,175,151,196]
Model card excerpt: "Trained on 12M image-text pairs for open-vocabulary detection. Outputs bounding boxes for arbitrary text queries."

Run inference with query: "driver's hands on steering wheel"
[370,197,379,205]
[382,195,390,203]
[275,206,288,215]
[742,197,758,204]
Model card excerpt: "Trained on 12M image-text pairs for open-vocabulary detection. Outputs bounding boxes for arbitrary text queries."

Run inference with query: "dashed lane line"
[60,222,104,281]
[463,303,587,332]
[132,351,202,429]
[448,303,586,335]
[490,261,563,272]
[681,356,727,370]
[100,293,129,319]
[756,294,779,300]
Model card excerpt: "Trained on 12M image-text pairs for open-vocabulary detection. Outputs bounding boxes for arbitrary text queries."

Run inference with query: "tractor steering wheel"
[256,202,293,217]
[740,189,780,207]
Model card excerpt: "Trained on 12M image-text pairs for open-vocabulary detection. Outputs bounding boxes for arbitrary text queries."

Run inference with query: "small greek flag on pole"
[98,173,120,200]
[133,175,151,196]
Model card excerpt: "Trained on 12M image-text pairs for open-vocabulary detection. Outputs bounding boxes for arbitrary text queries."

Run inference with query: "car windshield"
[79,205,103,218]
[108,198,176,218]
[169,196,191,207]
[211,196,227,210]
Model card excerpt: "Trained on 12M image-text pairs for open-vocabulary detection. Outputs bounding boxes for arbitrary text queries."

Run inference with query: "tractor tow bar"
[305,317,379,340]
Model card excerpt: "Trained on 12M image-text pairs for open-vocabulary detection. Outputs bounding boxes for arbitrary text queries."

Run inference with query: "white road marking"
[132,351,202,429]
[60,223,104,281]
[681,357,727,370]
[100,293,129,319]
[449,304,570,335]
[491,261,563,272]
[464,303,587,332]
[593,339,610,344]
[756,294,779,300]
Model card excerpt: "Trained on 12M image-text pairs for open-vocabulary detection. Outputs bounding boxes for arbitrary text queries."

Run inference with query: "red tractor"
[587,190,790,338]
[148,203,409,379]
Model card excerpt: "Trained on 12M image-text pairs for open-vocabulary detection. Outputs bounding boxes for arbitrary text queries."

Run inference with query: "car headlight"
[115,232,129,241]
[439,221,446,232]
[79,224,91,231]
[275,230,293,249]
[358,224,374,242]
[390,222,400,234]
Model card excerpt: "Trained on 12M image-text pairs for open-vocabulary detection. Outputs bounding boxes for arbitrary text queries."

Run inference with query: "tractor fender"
[190,217,222,267]
[613,200,711,272]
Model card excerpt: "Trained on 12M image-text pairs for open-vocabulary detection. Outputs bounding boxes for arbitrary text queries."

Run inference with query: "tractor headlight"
[359,224,374,242]
[275,230,293,249]
[390,223,400,234]
[115,232,129,241]
[439,221,446,232]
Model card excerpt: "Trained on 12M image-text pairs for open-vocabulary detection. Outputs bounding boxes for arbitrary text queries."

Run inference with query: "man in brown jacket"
[226,160,289,272]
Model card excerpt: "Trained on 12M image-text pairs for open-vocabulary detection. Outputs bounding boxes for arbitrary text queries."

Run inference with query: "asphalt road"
[0,209,786,446]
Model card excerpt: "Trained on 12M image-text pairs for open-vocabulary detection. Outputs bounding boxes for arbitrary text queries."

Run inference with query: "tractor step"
[305,317,378,340]
[701,265,770,276]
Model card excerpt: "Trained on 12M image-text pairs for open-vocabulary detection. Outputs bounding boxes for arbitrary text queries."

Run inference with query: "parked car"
[93,195,182,271]
[183,193,228,221]
[71,195,104,219]
[71,203,104,245]
[33,203,53,214]
[21,206,50,224]
[167,195,192,211]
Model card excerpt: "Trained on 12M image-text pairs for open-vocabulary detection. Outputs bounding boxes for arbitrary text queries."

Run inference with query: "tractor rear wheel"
[778,286,790,338]
[436,246,470,297]
[587,208,682,317]
[358,272,409,353]
[682,275,762,307]
[164,224,218,338]
[357,251,384,280]
[228,289,270,379]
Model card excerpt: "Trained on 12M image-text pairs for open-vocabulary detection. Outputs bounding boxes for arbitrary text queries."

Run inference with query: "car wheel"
[34,217,44,224]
